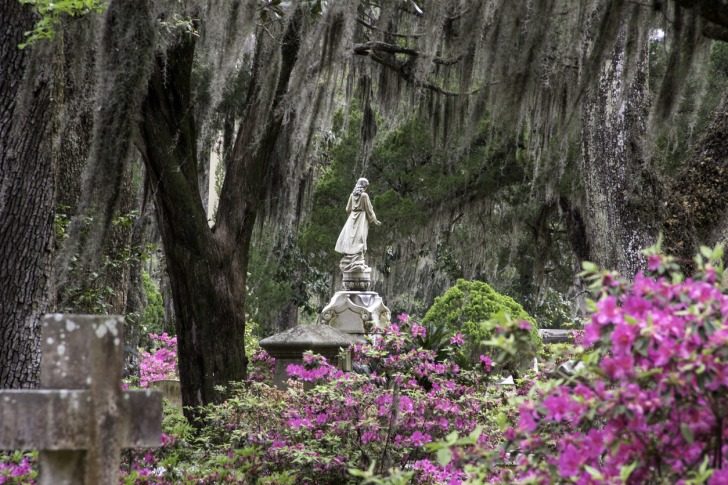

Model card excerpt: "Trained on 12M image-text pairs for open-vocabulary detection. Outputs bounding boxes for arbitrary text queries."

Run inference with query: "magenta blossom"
[450,333,465,346]
[479,354,492,372]
[412,324,427,338]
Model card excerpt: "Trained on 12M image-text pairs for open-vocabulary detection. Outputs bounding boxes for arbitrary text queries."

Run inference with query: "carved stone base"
[342,268,371,291]
[339,253,368,273]
[320,291,391,335]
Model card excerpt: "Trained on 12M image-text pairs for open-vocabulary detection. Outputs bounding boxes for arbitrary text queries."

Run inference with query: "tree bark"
[55,1,150,315]
[0,2,57,388]
[580,25,660,276]
[663,93,728,261]
[53,15,97,311]
[56,15,97,215]
[137,10,303,417]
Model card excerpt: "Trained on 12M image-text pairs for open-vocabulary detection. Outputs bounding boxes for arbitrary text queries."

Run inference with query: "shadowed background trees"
[4,0,728,420]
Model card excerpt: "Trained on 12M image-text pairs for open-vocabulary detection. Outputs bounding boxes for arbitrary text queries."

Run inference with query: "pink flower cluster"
[275,322,497,483]
[479,354,492,372]
[498,255,728,483]
[247,349,275,382]
[286,352,343,382]
[0,456,34,484]
[138,332,178,388]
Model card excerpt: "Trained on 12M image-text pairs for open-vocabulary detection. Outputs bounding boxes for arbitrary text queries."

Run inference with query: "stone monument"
[259,324,364,389]
[0,314,162,485]
[321,178,391,334]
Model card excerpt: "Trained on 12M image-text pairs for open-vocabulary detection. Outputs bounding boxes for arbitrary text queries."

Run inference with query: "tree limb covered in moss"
[354,41,462,65]
[354,44,477,97]
[354,41,419,57]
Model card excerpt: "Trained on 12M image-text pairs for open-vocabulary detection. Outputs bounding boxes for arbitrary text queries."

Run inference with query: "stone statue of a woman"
[335,178,381,272]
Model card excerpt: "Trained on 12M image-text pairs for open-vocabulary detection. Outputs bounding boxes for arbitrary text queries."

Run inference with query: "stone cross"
[0,314,162,485]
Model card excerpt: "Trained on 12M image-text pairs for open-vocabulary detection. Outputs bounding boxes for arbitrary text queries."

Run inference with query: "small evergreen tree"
[422,279,541,373]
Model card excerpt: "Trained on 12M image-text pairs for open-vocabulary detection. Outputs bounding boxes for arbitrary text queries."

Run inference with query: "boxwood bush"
[422,279,541,373]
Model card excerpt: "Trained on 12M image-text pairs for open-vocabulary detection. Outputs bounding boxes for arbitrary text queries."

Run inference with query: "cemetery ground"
[3,247,728,484]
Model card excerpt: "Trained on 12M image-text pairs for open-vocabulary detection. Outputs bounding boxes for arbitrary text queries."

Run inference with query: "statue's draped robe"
[335,192,377,255]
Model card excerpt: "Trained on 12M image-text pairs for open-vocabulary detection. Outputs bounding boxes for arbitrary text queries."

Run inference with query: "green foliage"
[243,319,260,358]
[480,310,543,377]
[54,204,71,242]
[349,464,414,485]
[141,270,165,334]
[246,231,330,335]
[422,279,541,371]
[413,318,454,363]
[60,211,155,314]
[538,342,576,365]
[18,0,106,48]
[518,286,581,329]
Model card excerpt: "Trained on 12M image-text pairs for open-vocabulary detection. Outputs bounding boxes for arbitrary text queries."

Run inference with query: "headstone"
[538,328,574,344]
[150,379,182,411]
[0,314,162,485]
[259,324,364,389]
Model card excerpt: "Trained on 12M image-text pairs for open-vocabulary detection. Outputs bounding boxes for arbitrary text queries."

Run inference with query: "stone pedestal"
[259,325,363,389]
[320,290,391,335]
[342,268,371,291]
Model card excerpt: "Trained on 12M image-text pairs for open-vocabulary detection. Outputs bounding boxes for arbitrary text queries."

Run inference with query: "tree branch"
[673,0,728,30]
[354,40,419,57]
[354,41,461,65]
[364,50,483,97]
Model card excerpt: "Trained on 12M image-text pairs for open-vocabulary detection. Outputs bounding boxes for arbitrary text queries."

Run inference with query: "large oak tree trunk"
[580,26,660,276]
[137,12,303,417]
[56,16,97,215]
[0,2,57,388]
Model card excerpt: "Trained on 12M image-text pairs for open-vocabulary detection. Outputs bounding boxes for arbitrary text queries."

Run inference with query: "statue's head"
[353,178,369,195]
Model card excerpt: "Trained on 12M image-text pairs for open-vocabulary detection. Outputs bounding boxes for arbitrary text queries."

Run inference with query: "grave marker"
[0,314,162,485]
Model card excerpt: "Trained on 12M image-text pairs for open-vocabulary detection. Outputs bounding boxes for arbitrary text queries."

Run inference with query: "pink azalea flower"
[556,442,584,478]
[594,295,623,325]
[450,333,465,346]
[600,355,634,380]
[647,254,662,272]
[409,430,432,446]
[479,355,493,372]
[411,324,427,338]
[610,323,637,355]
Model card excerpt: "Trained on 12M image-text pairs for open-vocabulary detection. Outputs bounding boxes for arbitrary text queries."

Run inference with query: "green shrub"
[142,270,165,334]
[422,279,541,372]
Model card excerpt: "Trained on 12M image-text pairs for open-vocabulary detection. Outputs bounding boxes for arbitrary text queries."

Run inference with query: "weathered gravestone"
[538,328,574,344]
[150,379,182,411]
[0,314,162,485]
[259,324,364,389]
